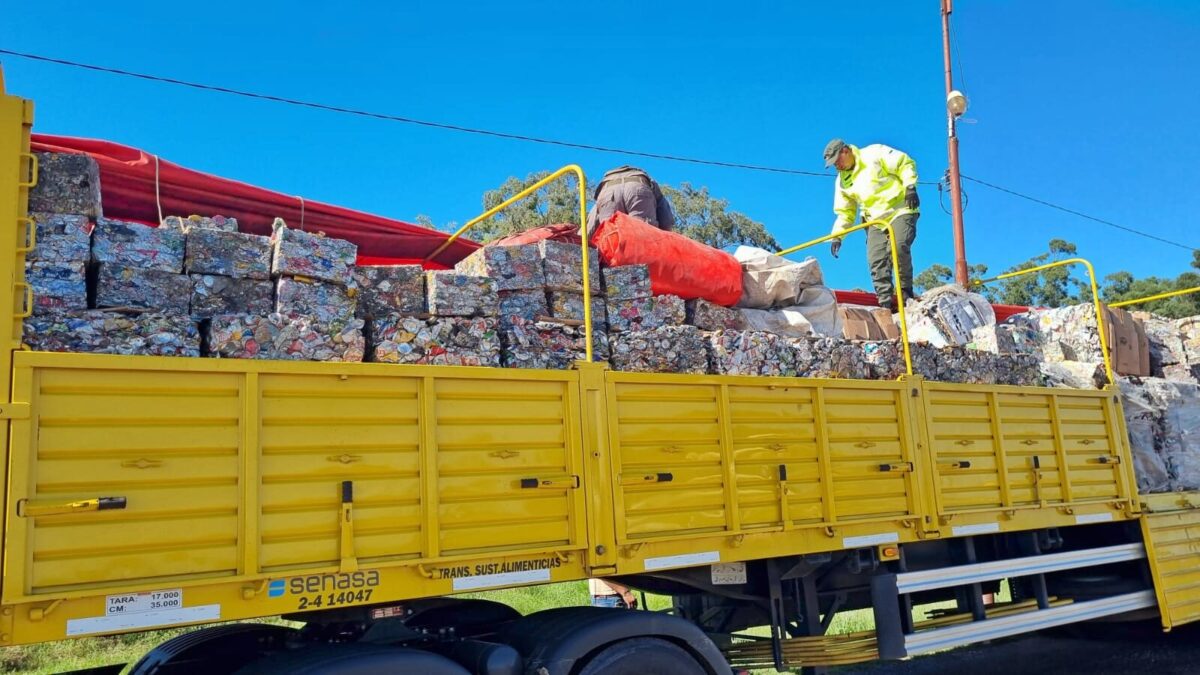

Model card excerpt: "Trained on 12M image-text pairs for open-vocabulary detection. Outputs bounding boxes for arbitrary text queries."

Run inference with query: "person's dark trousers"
[866,213,918,308]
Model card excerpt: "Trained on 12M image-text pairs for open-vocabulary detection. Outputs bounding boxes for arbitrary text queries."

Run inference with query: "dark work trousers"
[866,212,918,307]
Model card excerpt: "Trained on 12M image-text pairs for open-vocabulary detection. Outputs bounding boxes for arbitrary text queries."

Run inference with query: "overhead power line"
[2,48,1193,252]
[961,175,1197,252]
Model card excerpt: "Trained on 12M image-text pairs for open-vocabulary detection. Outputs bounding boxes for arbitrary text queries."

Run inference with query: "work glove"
[830,239,842,258]
[905,185,920,210]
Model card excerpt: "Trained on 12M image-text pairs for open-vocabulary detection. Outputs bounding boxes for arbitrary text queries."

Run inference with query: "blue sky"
[3,1,1198,290]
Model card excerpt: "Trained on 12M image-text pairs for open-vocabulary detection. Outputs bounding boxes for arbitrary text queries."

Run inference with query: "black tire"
[233,644,471,675]
[577,637,707,675]
[129,623,299,675]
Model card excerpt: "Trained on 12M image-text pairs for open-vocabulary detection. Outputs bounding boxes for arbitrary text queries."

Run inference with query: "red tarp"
[29,134,479,268]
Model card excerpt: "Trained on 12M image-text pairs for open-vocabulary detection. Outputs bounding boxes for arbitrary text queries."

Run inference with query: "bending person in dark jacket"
[585,165,676,234]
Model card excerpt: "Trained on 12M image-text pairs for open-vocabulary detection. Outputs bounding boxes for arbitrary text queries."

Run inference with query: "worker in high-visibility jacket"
[823,139,920,310]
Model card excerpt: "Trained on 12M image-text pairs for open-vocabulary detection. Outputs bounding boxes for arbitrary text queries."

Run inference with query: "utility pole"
[941,0,970,287]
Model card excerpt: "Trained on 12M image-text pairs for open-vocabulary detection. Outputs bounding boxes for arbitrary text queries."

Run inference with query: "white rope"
[296,195,306,231]
[153,154,164,225]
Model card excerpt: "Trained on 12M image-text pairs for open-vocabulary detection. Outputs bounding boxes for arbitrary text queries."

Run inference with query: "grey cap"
[823,138,847,167]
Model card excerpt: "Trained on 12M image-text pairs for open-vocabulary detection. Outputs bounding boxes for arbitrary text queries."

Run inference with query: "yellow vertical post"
[776,220,912,375]
[977,258,1114,385]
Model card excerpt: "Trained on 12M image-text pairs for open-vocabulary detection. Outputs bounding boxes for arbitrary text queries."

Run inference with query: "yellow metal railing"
[975,257,1114,385]
[1110,286,1200,309]
[776,220,913,376]
[422,165,595,361]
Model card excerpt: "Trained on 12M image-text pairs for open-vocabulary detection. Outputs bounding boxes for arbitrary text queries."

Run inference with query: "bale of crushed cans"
[26,261,87,311]
[539,239,601,292]
[1040,360,1108,389]
[1118,377,1200,493]
[92,218,185,273]
[687,298,744,331]
[185,228,272,279]
[190,275,274,318]
[455,244,545,291]
[548,291,607,325]
[275,276,357,324]
[498,289,550,327]
[426,272,498,317]
[162,214,239,233]
[610,325,708,374]
[270,220,357,286]
[1134,312,1190,380]
[706,330,796,377]
[208,313,364,362]
[28,212,93,263]
[24,310,199,357]
[603,265,652,301]
[369,314,499,367]
[969,323,1040,355]
[95,265,191,313]
[28,152,103,218]
[353,265,425,318]
[794,337,871,379]
[501,317,595,369]
[607,294,685,333]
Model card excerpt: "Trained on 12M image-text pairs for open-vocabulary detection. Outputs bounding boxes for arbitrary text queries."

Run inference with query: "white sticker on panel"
[644,551,720,571]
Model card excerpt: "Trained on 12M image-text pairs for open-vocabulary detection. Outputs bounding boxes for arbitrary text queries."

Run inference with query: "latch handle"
[18,496,126,517]
[521,476,582,490]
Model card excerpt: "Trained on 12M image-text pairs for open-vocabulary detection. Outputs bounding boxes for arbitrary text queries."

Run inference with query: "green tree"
[661,183,779,250]
[913,262,992,299]
[989,239,1085,307]
[1100,249,1200,318]
[414,214,457,234]
[472,171,590,243]
[465,172,778,249]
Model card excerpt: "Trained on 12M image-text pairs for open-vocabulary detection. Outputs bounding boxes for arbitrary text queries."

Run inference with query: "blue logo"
[268,580,285,598]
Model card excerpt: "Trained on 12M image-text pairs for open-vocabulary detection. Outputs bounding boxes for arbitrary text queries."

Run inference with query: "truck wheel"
[233,644,470,675]
[577,637,707,675]
[129,623,299,674]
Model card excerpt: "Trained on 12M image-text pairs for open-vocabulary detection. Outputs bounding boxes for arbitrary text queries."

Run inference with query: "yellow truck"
[2,73,1200,675]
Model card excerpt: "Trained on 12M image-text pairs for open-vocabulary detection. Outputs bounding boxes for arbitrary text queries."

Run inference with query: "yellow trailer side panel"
[1141,495,1200,630]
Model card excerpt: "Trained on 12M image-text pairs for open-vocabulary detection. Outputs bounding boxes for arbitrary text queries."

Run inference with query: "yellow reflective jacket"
[830,144,919,235]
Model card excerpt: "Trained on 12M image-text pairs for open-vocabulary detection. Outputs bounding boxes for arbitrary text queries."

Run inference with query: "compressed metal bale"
[1134,312,1186,376]
[995,354,1043,387]
[455,244,545,291]
[610,325,708,374]
[501,317,593,370]
[162,214,239,233]
[860,340,938,380]
[607,294,685,333]
[26,261,87,311]
[190,275,274,318]
[352,265,425,318]
[1118,379,1172,493]
[208,313,365,362]
[498,289,550,328]
[796,337,870,379]
[706,330,796,377]
[969,323,1040,355]
[539,239,601,293]
[28,152,103,217]
[270,220,357,286]
[185,228,272,279]
[275,276,357,324]
[1143,379,1200,491]
[28,212,93,264]
[426,272,499,317]
[903,285,995,347]
[369,314,500,367]
[95,265,191,314]
[547,291,607,325]
[1040,360,1107,389]
[687,298,744,331]
[92,217,185,273]
[602,264,652,301]
[23,310,199,357]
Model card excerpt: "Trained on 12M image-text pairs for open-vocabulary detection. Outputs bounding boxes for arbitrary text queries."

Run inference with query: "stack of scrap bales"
[1119,377,1200,493]
[23,152,200,355]
[205,220,364,362]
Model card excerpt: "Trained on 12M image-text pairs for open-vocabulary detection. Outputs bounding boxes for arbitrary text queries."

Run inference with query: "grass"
[6,581,1012,674]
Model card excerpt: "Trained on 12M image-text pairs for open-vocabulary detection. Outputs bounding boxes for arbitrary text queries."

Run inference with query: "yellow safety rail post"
[974,257,1115,385]
[776,219,913,376]
[1110,286,1200,309]
[423,165,594,361]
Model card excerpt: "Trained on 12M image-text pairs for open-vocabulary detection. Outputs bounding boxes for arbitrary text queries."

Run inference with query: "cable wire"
[0,48,840,178]
[3,48,1191,251]
[962,175,1196,251]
